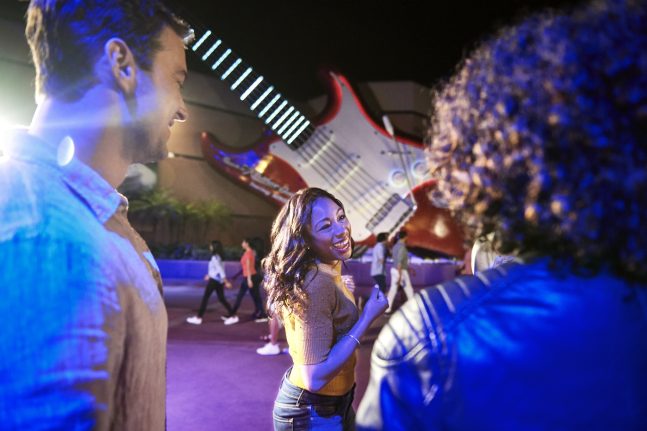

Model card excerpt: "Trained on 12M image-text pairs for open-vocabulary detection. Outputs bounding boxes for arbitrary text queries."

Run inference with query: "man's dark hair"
[398,231,407,240]
[376,232,388,243]
[25,0,193,101]
[427,0,647,282]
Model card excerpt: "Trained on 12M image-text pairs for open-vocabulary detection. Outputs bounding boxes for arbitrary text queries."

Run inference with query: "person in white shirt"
[187,240,234,325]
[370,232,388,293]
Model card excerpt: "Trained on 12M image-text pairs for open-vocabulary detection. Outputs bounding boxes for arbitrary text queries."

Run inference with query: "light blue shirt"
[0,131,167,430]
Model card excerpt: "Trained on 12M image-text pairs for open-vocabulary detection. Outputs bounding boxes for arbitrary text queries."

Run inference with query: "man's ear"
[104,38,137,96]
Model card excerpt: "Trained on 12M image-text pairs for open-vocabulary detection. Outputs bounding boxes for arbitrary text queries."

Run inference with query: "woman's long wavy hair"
[263,188,346,317]
[427,0,647,282]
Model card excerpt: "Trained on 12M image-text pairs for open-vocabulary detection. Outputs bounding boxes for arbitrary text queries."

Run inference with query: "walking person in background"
[263,187,388,430]
[186,240,234,325]
[370,232,389,294]
[225,238,267,325]
[386,230,414,312]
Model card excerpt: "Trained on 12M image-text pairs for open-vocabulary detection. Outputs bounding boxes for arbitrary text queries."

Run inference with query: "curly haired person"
[357,0,647,429]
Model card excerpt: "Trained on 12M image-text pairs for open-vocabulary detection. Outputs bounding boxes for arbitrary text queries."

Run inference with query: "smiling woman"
[262,187,388,430]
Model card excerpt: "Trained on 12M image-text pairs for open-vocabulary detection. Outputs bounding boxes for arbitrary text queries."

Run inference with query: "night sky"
[1,0,580,100]
[171,0,581,100]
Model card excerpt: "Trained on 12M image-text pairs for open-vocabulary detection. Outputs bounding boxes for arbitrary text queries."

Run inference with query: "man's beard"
[123,119,166,164]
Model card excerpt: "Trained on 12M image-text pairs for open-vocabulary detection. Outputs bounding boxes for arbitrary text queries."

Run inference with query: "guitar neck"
[189,25,314,148]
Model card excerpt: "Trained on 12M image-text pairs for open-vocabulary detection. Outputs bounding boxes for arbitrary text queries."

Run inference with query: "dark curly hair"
[26,0,193,101]
[427,0,647,282]
[262,188,348,317]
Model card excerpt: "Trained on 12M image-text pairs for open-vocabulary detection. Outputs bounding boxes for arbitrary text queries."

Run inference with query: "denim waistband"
[279,368,355,407]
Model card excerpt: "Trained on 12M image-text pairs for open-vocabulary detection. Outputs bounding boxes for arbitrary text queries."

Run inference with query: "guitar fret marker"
[211,48,231,70]
[265,101,288,124]
[251,86,273,110]
[287,121,311,145]
[278,111,300,136]
[231,67,252,90]
[192,30,211,51]
[221,58,242,80]
[258,94,280,117]
[241,77,264,101]
[282,116,305,142]
[202,40,222,61]
[273,107,295,131]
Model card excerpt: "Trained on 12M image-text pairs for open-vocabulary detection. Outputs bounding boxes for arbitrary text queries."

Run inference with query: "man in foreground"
[0,1,192,428]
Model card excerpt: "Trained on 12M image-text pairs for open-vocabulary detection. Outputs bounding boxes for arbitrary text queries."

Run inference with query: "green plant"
[127,189,232,247]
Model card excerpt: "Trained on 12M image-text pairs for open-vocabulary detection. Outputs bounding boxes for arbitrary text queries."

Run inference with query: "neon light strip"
[258,94,280,117]
[265,101,287,123]
[251,86,273,110]
[201,40,221,61]
[287,120,311,144]
[211,48,231,70]
[240,77,264,101]
[272,106,294,130]
[221,58,241,80]
[192,30,211,51]
[282,116,305,141]
[277,111,300,135]
[231,67,252,90]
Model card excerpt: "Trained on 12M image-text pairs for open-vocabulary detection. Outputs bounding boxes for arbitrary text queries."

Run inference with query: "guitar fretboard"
[190,27,314,149]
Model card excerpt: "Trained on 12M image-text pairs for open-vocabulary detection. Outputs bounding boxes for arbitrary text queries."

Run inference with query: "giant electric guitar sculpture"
[189,27,464,257]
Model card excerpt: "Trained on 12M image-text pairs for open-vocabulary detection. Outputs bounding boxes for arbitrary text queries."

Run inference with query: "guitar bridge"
[366,194,417,236]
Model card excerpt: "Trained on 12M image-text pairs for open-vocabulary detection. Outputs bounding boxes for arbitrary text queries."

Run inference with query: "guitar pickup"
[366,194,417,235]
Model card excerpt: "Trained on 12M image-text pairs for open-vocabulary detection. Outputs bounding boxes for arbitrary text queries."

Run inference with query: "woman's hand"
[204,274,210,281]
[341,275,356,294]
[361,286,388,323]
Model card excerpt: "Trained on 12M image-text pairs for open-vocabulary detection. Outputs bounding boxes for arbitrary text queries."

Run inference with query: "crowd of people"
[1,0,645,429]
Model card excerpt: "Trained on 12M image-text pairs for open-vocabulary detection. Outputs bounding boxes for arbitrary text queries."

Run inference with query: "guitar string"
[311,136,406,227]
[303,124,399,206]
[301,133,390,217]
[295,128,382,219]
[297,127,395,218]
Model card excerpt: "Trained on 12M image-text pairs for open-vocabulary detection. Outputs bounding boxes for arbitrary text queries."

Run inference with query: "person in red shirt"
[224,238,268,325]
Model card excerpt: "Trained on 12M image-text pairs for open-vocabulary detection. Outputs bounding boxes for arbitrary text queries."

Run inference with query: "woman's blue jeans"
[273,369,356,431]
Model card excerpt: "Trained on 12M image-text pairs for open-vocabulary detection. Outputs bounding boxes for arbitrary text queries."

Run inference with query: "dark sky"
[172,0,580,100]
[2,0,580,100]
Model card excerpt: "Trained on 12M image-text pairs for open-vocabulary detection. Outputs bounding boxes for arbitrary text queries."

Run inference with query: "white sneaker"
[186,316,202,325]
[256,342,281,356]
[224,315,239,326]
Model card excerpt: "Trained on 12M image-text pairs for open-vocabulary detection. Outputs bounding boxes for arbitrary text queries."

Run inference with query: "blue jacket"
[357,260,647,430]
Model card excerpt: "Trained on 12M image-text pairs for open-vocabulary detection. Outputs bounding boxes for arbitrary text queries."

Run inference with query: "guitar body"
[200,72,465,257]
